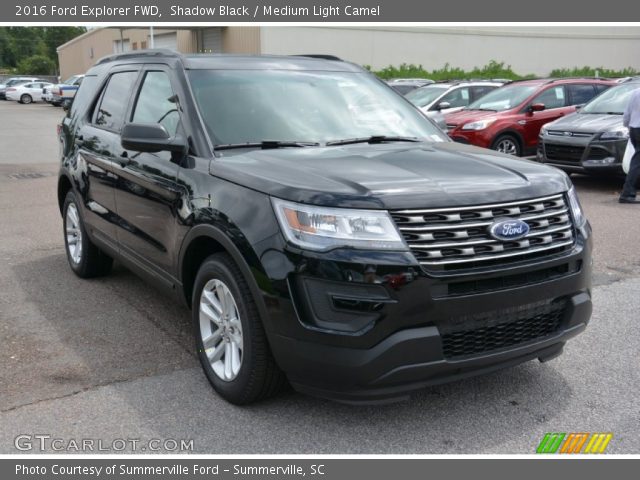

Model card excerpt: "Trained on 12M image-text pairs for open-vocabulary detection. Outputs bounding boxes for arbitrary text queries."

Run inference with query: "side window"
[567,84,596,105]
[531,86,566,109]
[436,87,471,109]
[471,86,495,101]
[131,71,179,136]
[93,71,138,131]
[595,84,610,95]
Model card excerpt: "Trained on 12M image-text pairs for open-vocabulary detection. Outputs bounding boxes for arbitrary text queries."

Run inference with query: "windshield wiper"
[466,107,497,112]
[326,135,421,146]
[214,140,320,151]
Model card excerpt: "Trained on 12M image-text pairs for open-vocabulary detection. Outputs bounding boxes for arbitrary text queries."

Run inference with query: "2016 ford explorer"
[58,51,592,405]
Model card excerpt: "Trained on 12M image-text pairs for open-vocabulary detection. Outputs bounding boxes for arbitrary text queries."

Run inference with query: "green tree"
[16,55,56,75]
[42,27,86,63]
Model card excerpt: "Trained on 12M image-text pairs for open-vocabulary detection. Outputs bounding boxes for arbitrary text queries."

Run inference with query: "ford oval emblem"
[488,219,530,241]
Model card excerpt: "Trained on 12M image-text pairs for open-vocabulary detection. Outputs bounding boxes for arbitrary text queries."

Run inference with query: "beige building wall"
[222,27,261,54]
[57,27,260,79]
[259,26,640,76]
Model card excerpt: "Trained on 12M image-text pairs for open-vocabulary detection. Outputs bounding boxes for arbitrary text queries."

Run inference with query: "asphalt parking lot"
[0,100,638,454]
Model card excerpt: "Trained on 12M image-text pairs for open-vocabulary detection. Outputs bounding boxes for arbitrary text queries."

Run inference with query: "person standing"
[620,87,640,203]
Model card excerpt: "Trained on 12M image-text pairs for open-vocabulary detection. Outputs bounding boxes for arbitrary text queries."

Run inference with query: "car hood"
[545,112,623,133]
[444,109,501,127]
[209,142,570,210]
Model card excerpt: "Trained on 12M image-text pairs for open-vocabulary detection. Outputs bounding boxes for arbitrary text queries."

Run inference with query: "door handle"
[74,135,84,147]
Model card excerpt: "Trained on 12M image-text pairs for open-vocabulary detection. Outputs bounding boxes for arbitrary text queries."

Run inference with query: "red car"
[445,78,615,156]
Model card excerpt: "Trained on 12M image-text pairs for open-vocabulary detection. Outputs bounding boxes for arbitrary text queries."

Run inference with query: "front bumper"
[265,225,593,403]
[537,135,626,174]
[449,129,493,149]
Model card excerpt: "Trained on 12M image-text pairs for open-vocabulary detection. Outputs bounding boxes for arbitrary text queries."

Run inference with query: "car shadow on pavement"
[6,252,573,454]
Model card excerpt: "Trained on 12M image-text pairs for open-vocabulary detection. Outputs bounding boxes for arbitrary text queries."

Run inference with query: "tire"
[492,134,521,157]
[20,94,32,105]
[192,253,286,404]
[62,191,113,278]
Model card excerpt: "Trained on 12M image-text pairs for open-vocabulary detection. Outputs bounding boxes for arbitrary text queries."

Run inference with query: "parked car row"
[0,76,49,100]
[397,76,640,174]
[0,74,84,107]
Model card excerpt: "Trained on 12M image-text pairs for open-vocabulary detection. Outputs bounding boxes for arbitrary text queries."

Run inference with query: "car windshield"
[466,84,538,111]
[582,83,640,114]
[405,85,449,107]
[188,70,447,147]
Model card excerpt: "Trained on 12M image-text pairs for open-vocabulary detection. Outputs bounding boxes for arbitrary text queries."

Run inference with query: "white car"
[6,81,54,104]
[405,80,506,115]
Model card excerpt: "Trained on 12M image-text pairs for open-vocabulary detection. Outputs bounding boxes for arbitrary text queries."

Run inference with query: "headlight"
[540,126,549,136]
[272,198,407,251]
[461,119,495,131]
[567,186,586,227]
[600,126,629,140]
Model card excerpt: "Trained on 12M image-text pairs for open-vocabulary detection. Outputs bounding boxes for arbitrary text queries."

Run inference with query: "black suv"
[58,51,592,405]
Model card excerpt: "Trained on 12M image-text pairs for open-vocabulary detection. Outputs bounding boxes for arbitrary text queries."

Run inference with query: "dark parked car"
[537,81,640,174]
[58,50,592,405]
[446,78,615,156]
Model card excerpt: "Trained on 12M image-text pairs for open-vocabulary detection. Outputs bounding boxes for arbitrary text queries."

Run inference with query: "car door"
[520,85,570,150]
[113,67,185,279]
[75,68,140,246]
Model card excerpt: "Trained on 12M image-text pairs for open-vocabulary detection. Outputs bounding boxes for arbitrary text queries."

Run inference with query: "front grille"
[441,299,567,358]
[390,194,575,271]
[430,261,581,298]
[547,130,593,138]
[545,143,585,162]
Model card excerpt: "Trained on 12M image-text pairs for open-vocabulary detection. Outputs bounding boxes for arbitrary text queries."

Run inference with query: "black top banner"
[6,0,640,22]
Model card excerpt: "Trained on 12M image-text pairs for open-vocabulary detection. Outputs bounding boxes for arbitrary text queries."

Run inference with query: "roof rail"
[434,78,511,85]
[294,54,342,61]
[544,76,611,84]
[95,49,182,66]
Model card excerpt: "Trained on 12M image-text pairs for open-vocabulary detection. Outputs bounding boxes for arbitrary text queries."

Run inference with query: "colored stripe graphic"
[536,433,565,453]
[585,433,613,454]
[537,433,612,454]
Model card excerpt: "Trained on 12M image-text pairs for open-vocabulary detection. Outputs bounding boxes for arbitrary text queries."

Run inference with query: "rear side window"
[93,71,138,131]
[471,85,496,101]
[532,86,566,109]
[567,84,596,105]
[131,71,179,136]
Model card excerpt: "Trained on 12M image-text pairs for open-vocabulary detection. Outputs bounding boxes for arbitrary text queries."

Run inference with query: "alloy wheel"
[199,279,243,381]
[65,203,83,264]
[495,138,518,155]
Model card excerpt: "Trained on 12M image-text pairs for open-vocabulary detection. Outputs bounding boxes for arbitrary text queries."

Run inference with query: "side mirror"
[121,123,186,154]
[436,101,451,111]
[529,103,546,113]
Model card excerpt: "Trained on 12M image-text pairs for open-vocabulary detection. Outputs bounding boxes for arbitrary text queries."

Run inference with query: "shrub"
[16,54,56,75]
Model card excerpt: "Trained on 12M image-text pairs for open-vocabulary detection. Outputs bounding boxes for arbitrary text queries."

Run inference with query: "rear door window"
[93,71,139,131]
[567,84,596,105]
